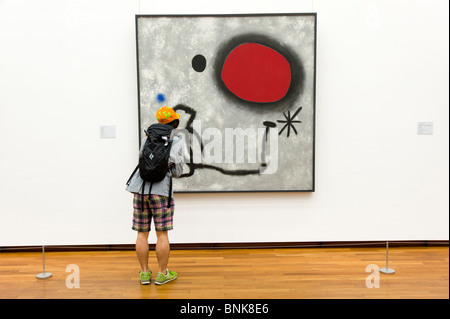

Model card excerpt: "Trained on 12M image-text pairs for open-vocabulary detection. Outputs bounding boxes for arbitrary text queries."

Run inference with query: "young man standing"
[126,106,185,285]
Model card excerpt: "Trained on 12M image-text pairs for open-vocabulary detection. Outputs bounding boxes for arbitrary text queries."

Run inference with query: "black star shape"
[277,106,302,137]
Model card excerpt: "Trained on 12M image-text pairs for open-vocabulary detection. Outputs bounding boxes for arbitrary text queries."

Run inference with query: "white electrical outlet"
[417,122,433,135]
[100,125,116,139]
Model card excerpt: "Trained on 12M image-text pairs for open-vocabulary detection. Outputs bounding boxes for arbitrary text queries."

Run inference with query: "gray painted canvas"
[136,14,316,192]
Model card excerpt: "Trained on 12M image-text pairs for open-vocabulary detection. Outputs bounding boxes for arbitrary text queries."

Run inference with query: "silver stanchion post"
[380,241,395,274]
[36,245,52,279]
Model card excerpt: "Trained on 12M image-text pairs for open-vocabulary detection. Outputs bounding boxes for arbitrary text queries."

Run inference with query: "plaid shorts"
[132,194,174,232]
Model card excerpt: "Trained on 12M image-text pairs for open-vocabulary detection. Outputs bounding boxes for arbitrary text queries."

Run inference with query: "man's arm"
[170,139,185,178]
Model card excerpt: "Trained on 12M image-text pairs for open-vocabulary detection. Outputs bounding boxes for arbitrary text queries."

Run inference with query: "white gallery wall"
[0,0,448,246]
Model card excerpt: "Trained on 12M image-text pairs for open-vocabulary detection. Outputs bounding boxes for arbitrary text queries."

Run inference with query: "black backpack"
[127,123,174,208]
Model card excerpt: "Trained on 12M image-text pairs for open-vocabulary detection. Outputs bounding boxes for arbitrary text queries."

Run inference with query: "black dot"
[192,54,206,72]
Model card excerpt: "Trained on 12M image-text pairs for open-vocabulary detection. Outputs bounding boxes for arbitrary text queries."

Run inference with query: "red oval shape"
[221,43,291,103]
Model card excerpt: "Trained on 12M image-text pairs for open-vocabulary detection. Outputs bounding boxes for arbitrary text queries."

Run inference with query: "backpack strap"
[148,182,153,218]
[126,164,139,186]
[140,181,154,220]
[148,181,153,197]
[141,181,146,213]
[167,176,173,208]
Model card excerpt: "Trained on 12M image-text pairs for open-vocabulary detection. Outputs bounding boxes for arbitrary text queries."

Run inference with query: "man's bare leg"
[155,231,170,274]
[136,231,150,273]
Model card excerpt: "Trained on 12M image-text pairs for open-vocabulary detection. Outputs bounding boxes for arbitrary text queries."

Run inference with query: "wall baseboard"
[1,240,448,253]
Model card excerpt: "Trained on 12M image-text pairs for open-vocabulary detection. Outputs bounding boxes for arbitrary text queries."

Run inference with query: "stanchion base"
[36,272,52,279]
[380,268,395,274]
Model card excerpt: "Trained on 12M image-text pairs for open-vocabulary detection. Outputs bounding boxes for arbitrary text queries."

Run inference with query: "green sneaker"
[139,270,151,285]
[155,269,177,285]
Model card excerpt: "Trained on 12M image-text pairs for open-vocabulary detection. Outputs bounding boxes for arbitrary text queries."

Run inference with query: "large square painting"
[135,14,316,192]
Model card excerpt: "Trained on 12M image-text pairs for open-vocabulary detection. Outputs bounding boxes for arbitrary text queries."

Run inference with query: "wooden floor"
[0,246,448,299]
